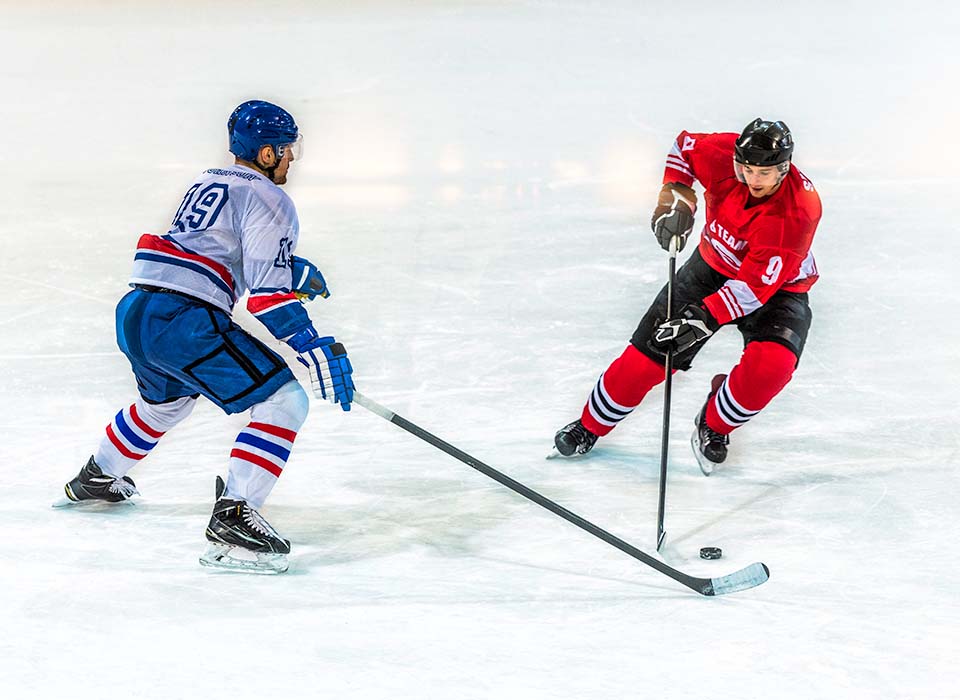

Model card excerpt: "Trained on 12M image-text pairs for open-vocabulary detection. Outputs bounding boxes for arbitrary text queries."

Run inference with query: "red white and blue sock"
[224,380,309,509]
[226,422,298,509]
[95,397,196,477]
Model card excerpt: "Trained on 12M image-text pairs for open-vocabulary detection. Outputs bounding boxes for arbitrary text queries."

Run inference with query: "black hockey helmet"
[734,118,793,166]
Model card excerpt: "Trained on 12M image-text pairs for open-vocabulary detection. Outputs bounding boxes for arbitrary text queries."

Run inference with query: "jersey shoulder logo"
[274,237,293,268]
[682,136,696,151]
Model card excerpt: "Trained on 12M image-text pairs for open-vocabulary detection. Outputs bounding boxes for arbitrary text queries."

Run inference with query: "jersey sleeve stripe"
[665,156,692,175]
[249,286,292,295]
[247,293,300,316]
[714,287,739,320]
[725,280,760,315]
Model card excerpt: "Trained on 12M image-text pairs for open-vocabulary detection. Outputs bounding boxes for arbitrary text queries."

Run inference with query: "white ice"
[1,1,958,698]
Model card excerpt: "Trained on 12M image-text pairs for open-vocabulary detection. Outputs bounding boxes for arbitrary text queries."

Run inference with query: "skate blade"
[690,429,716,476]
[51,489,138,508]
[199,543,289,575]
[51,495,79,508]
[546,445,585,460]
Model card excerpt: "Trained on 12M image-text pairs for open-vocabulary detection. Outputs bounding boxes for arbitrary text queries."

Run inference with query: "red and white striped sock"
[580,344,667,437]
[705,341,797,435]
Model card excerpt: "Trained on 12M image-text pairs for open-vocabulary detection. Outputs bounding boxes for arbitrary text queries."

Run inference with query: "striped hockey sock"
[581,344,666,436]
[94,397,196,477]
[226,422,298,509]
[223,380,309,509]
[705,341,797,434]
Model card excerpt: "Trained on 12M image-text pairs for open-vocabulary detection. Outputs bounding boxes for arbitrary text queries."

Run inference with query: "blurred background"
[1,1,957,698]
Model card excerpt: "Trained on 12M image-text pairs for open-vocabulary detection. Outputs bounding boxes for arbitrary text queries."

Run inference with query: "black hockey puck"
[699,546,722,560]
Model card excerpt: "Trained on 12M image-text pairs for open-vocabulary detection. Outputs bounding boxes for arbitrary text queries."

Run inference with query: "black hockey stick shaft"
[656,235,679,551]
[353,391,769,596]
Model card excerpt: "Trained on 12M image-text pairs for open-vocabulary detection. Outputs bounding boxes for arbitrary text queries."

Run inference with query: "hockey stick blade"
[702,562,770,596]
[354,391,770,597]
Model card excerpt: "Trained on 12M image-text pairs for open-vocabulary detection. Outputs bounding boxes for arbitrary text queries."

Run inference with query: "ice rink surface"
[2,1,958,697]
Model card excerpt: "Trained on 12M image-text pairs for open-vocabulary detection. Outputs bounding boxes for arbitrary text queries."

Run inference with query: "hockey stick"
[353,390,769,596]
[656,235,679,551]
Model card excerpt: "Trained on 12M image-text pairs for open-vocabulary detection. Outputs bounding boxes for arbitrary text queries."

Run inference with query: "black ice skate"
[691,374,730,476]
[199,476,290,575]
[53,456,139,507]
[551,419,599,458]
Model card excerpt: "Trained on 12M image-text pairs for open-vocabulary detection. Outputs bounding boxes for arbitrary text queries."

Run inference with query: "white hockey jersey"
[129,164,310,339]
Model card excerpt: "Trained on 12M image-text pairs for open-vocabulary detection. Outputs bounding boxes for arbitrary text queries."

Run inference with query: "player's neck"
[234,158,269,178]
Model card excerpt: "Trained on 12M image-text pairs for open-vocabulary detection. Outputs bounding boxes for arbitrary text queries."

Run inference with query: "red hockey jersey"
[663,131,821,326]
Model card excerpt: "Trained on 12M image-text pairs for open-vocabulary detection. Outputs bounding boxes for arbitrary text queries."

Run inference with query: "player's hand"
[653,304,717,353]
[287,326,354,411]
[651,183,697,252]
[291,255,330,301]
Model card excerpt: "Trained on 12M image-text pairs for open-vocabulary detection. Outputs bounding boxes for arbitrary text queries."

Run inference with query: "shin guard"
[226,381,309,508]
[705,341,798,435]
[95,396,197,477]
[581,344,667,436]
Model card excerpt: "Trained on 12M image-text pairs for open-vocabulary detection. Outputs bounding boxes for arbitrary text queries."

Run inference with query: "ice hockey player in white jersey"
[55,100,354,574]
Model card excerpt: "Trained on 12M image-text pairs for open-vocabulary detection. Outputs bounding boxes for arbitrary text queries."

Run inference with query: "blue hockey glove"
[291,255,330,301]
[653,304,718,353]
[287,326,354,411]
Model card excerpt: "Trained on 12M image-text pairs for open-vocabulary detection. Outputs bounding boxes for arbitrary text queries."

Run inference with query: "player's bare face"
[739,163,782,198]
[272,148,294,185]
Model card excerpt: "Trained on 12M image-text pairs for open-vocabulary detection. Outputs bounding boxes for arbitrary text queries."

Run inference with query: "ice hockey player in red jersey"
[553,118,821,475]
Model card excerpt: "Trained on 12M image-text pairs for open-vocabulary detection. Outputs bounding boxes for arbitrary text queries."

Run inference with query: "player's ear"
[257,145,277,169]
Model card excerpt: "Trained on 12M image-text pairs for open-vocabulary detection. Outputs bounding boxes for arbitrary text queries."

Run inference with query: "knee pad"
[735,341,798,400]
[250,380,309,431]
[137,396,197,431]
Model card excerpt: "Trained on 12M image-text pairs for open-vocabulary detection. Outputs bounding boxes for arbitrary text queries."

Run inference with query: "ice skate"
[550,419,599,458]
[691,374,730,476]
[199,476,290,574]
[53,456,139,507]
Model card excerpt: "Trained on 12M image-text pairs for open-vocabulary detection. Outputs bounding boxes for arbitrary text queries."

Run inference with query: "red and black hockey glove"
[651,182,697,252]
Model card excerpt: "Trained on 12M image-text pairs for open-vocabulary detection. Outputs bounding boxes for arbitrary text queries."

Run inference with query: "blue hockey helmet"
[228,100,300,162]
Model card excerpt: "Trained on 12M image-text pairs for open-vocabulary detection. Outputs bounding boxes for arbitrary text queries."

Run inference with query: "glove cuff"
[660,182,697,212]
[686,304,720,332]
[286,325,335,354]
